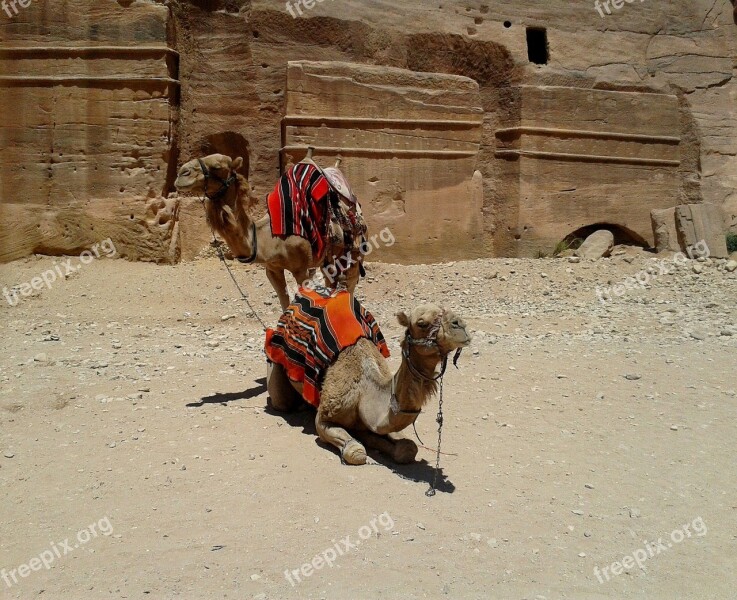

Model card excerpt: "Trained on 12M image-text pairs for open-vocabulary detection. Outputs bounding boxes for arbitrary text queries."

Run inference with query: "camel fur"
[267,304,471,465]
[174,153,361,311]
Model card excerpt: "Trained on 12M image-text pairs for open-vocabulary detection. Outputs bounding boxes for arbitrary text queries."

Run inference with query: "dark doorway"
[526,27,548,65]
[564,223,649,249]
[199,131,250,178]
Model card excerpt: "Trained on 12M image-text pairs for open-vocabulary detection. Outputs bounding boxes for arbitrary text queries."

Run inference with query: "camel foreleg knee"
[315,413,366,465]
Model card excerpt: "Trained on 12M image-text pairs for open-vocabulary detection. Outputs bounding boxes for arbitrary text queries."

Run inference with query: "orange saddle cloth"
[264,286,390,406]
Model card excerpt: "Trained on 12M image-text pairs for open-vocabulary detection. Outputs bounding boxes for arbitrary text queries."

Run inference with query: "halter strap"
[235,222,258,264]
[198,158,237,202]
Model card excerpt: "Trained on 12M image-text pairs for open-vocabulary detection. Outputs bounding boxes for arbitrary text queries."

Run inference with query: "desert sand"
[1,250,736,599]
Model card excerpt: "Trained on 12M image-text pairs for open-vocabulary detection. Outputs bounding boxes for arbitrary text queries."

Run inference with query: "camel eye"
[417,320,429,328]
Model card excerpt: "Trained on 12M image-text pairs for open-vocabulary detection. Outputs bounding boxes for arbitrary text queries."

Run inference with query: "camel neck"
[392,346,442,413]
[204,182,257,260]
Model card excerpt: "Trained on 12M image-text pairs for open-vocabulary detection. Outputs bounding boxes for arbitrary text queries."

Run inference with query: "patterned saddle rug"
[264,286,390,407]
[266,161,367,267]
[267,162,331,261]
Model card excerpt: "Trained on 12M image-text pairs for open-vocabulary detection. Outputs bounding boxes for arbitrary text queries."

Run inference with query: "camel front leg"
[321,254,360,292]
[266,361,302,412]
[354,430,419,464]
[315,412,366,465]
[290,268,310,289]
[265,267,290,312]
[343,252,361,295]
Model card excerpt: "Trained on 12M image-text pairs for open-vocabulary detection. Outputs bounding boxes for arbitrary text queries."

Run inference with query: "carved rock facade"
[1,0,735,262]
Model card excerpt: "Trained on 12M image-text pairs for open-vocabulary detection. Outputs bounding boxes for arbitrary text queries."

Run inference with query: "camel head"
[397,304,471,357]
[174,153,244,199]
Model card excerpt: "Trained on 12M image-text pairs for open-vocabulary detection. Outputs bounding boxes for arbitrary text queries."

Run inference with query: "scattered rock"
[675,203,729,259]
[575,230,615,260]
[33,353,54,366]
[624,373,642,381]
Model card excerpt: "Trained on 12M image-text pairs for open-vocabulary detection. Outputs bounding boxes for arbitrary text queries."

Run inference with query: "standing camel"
[267,300,471,465]
[174,153,362,311]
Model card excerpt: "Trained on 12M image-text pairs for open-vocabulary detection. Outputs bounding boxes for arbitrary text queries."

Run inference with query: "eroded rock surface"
[1,0,735,262]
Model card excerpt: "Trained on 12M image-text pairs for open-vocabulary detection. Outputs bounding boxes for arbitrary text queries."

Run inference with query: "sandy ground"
[1,249,736,599]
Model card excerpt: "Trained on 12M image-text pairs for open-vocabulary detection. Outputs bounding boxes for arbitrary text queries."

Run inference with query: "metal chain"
[426,377,444,497]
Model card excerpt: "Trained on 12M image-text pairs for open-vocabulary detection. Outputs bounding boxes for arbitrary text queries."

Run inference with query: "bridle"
[392,312,463,401]
[198,158,237,202]
[198,159,258,265]
[390,311,465,497]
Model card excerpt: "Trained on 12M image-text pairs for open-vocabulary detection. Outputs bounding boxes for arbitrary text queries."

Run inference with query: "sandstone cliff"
[1,0,735,261]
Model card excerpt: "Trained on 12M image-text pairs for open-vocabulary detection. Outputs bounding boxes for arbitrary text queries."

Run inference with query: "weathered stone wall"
[1,0,735,262]
[0,0,180,262]
[282,61,484,263]
[494,86,684,255]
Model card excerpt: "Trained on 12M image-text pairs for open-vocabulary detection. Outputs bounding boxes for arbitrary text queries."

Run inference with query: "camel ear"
[231,156,244,171]
[396,311,411,328]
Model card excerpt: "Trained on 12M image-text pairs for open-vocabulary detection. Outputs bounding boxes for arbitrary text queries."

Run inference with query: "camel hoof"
[341,440,367,465]
[392,439,418,464]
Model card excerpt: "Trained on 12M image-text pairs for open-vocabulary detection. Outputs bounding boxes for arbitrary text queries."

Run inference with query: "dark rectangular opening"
[526,27,548,65]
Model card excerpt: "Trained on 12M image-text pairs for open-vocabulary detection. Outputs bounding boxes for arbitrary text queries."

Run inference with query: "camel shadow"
[190,381,455,493]
[264,402,317,437]
[365,450,456,494]
[187,377,268,407]
[267,399,455,493]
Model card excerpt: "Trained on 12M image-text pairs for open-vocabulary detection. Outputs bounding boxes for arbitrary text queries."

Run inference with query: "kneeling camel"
[267,304,471,465]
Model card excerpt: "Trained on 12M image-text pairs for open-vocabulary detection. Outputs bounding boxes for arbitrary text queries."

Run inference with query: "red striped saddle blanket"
[264,286,390,407]
[267,162,331,261]
[266,162,367,267]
